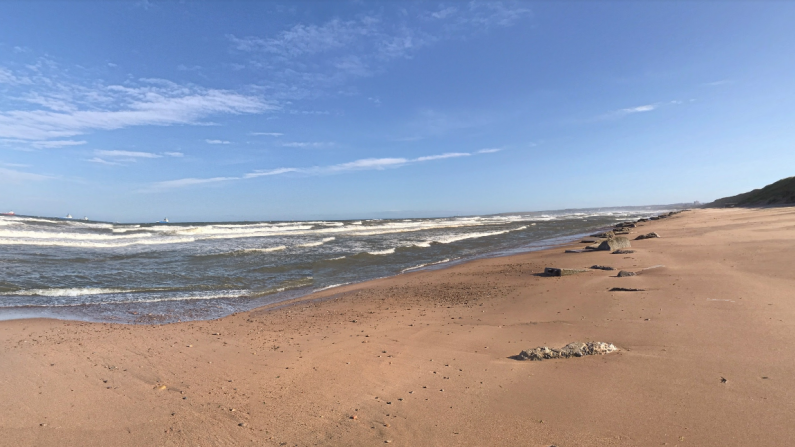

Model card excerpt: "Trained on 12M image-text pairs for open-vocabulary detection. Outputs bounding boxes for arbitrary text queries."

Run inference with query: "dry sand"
[2,207,794,446]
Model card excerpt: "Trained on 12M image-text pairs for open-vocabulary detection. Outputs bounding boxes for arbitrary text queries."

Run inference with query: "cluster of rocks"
[518,341,619,361]
[568,210,691,255]
[649,210,688,220]
[612,249,635,255]
[579,231,632,252]
[590,265,615,271]
[635,232,660,240]
[544,267,588,277]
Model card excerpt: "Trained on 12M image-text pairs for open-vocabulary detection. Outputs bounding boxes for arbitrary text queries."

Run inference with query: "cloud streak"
[281,141,332,148]
[597,100,683,120]
[148,150,490,190]
[0,67,274,145]
[0,167,53,182]
[89,150,187,164]
[228,3,532,99]
[96,150,162,159]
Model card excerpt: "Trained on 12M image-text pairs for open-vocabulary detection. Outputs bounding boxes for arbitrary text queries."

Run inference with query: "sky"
[1,1,794,222]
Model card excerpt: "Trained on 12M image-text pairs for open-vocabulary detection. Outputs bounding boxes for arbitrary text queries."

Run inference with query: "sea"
[0,206,683,324]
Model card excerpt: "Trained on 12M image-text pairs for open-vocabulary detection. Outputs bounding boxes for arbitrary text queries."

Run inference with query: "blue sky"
[1,1,794,222]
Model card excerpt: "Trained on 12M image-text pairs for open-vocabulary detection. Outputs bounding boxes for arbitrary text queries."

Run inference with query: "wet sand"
[2,207,794,446]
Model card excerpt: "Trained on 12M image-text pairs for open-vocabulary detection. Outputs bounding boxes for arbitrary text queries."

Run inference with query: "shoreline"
[3,207,794,446]
[0,226,613,325]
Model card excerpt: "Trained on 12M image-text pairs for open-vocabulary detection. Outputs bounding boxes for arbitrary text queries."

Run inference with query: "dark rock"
[612,249,635,254]
[596,236,631,251]
[518,341,618,361]
[635,232,660,240]
[564,249,588,253]
[609,287,645,292]
[649,216,659,220]
[544,267,588,276]
[590,230,615,239]
[617,270,636,277]
[590,265,615,271]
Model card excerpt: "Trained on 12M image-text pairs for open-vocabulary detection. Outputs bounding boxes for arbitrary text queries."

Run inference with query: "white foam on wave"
[417,225,529,246]
[0,229,152,241]
[239,245,287,254]
[3,287,138,297]
[313,282,351,292]
[297,237,336,248]
[368,248,395,255]
[0,236,196,248]
[1,290,252,307]
[401,258,452,273]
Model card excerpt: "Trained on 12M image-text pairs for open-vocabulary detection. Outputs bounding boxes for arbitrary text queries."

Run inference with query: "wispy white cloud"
[150,176,240,189]
[281,141,332,148]
[206,139,231,145]
[164,151,184,157]
[597,100,682,120]
[414,152,470,162]
[148,149,496,190]
[0,66,273,143]
[326,157,408,172]
[229,18,374,57]
[228,3,531,99]
[250,132,284,136]
[96,150,162,159]
[620,104,657,114]
[0,161,31,168]
[430,7,458,20]
[86,157,121,166]
[30,140,87,149]
[477,148,501,154]
[0,167,53,182]
[177,64,202,72]
[0,67,32,85]
[243,168,299,179]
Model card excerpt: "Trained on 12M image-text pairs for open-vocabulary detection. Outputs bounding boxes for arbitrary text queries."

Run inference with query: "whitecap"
[367,248,395,255]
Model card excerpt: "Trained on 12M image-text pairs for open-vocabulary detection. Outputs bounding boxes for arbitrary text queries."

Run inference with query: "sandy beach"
[2,207,794,446]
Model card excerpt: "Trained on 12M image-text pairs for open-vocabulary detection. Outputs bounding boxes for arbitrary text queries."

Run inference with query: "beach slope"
[2,208,794,446]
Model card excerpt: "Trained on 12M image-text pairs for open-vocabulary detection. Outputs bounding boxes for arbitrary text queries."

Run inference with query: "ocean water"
[0,207,680,323]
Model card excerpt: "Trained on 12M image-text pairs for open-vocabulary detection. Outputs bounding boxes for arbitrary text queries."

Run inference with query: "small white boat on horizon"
[66,214,73,219]
[158,217,169,223]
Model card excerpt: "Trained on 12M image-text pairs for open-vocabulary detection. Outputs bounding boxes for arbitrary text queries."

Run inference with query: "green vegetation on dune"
[708,176,795,207]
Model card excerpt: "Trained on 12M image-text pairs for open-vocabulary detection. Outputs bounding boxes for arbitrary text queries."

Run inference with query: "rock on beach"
[518,342,618,361]
[596,237,631,251]
[635,232,660,240]
[544,267,588,277]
